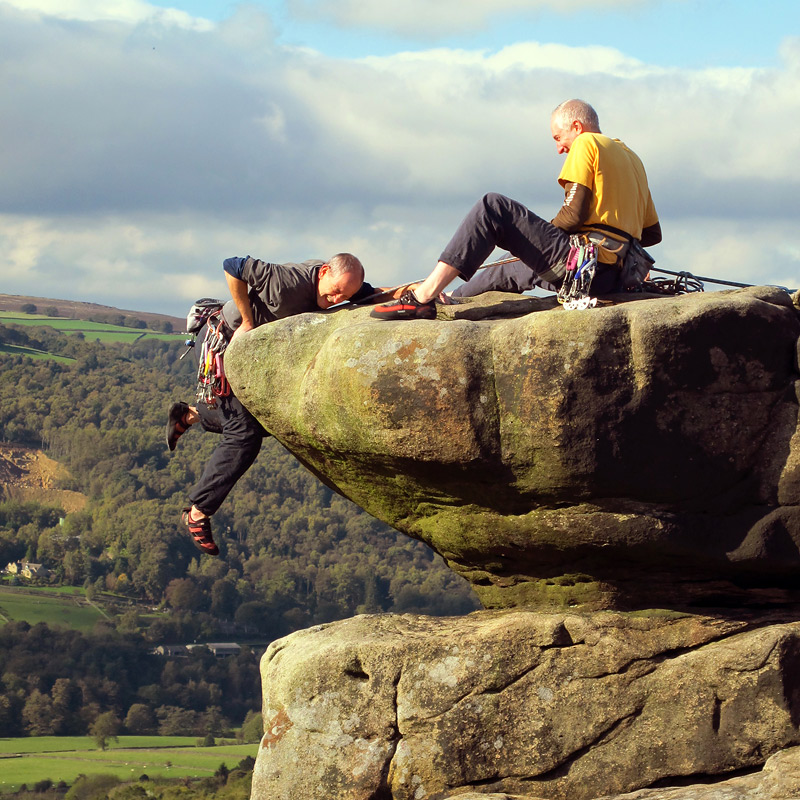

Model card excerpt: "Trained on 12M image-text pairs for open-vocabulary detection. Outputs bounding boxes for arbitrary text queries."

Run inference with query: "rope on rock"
[643,271,705,295]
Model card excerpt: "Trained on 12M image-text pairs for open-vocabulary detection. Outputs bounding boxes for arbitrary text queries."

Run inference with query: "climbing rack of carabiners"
[557,237,598,311]
[195,314,231,407]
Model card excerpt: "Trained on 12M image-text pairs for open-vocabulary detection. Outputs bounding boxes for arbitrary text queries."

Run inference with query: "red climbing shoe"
[181,508,219,556]
[166,402,191,452]
[370,290,437,321]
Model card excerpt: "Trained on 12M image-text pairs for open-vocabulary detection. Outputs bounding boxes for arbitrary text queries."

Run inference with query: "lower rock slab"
[251,610,800,800]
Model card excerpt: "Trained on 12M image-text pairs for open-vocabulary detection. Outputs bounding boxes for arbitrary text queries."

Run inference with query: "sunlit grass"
[0,587,106,632]
[0,737,256,792]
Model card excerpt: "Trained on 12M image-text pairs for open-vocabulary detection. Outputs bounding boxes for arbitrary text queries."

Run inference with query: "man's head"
[316,253,365,309]
[550,99,601,154]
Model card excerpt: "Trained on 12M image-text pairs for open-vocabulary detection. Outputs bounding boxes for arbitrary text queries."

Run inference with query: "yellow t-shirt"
[558,133,659,247]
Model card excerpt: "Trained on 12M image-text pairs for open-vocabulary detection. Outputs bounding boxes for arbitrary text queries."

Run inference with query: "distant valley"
[0,292,184,331]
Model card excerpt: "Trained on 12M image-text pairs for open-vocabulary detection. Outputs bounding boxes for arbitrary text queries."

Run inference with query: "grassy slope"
[0,737,256,792]
[0,294,184,332]
[0,586,107,632]
[0,312,184,345]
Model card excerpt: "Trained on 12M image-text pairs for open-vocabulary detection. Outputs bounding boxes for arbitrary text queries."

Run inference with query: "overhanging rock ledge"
[226,287,800,611]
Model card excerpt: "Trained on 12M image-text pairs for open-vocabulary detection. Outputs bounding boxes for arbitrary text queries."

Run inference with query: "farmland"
[0,312,183,345]
[0,586,108,632]
[0,736,256,792]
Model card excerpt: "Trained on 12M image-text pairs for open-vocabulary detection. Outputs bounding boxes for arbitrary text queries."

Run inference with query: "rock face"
[226,287,800,610]
[594,744,800,799]
[252,611,800,800]
[233,287,800,800]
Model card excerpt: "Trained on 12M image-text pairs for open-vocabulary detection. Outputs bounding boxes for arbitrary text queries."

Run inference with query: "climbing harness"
[557,235,598,310]
[177,298,231,407]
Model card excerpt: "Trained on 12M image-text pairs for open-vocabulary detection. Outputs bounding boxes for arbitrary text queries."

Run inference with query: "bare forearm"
[225,273,255,333]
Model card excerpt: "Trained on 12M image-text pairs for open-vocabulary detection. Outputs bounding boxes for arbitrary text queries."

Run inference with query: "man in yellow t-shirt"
[552,102,660,266]
[371,100,661,320]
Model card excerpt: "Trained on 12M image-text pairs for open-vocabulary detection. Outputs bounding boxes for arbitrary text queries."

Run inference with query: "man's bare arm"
[225,272,255,339]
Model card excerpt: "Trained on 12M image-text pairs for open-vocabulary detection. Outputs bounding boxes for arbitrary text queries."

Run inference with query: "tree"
[239,709,263,743]
[64,774,121,800]
[156,705,203,736]
[210,579,239,619]
[0,695,23,737]
[51,678,82,734]
[116,608,141,635]
[234,600,271,634]
[44,306,59,317]
[214,762,230,780]
[22,689,59,736]
[165,577,204,611]
[125,703,157,735]
[20,303,37,314]
[204,705,226,736]
[90,710,121,750]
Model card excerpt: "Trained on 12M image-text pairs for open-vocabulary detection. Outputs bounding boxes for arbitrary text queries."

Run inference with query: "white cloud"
[288,0,648,37]
[3,0,213,29]
[0,5,798,314]
[655,218,800,294]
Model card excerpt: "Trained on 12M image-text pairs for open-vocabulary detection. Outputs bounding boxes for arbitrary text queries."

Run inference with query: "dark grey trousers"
[439,192,571,288]
[187,328,268,516]
[443,192,618,297]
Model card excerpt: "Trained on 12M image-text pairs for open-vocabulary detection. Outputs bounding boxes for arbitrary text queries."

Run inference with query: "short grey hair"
[551,99,601,133]
[328,253,364,282]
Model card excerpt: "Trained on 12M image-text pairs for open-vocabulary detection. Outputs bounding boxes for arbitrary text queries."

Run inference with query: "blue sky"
[1,0,799,314]
[154,0,793,68]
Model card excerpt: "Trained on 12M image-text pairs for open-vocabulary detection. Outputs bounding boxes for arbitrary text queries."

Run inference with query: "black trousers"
[442,192,618,297]
[187,330,268,516]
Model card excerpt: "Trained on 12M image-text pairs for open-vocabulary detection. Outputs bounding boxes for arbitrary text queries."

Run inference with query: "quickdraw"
[195,312,231,407]
[557,235,598,311]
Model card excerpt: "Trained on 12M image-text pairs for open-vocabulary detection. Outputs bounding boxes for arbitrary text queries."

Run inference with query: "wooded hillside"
[0,315,478,737]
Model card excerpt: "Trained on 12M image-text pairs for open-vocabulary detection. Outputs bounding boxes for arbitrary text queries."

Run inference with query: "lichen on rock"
[229,287,800,800]
[227,287,800,611]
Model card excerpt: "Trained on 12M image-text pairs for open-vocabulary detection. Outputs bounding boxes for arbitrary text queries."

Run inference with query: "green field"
[0,586,107,631]
[0,312,183,344]
[0,736,256,792]
[0,343,75,362]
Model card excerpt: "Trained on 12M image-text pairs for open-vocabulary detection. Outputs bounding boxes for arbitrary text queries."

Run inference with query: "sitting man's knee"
[483,191,506,207]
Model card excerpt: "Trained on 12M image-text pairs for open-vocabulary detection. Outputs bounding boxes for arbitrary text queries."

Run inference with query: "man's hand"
[391,282,453,304]
[231,319,254,341]
[390,282,418,298]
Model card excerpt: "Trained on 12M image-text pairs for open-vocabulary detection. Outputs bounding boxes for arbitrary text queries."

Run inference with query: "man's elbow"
[223,257,246,280]
[640,222,662,248]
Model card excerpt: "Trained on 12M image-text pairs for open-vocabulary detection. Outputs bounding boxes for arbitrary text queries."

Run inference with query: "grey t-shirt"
[220,257,376,331]
[221,258,324,330]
